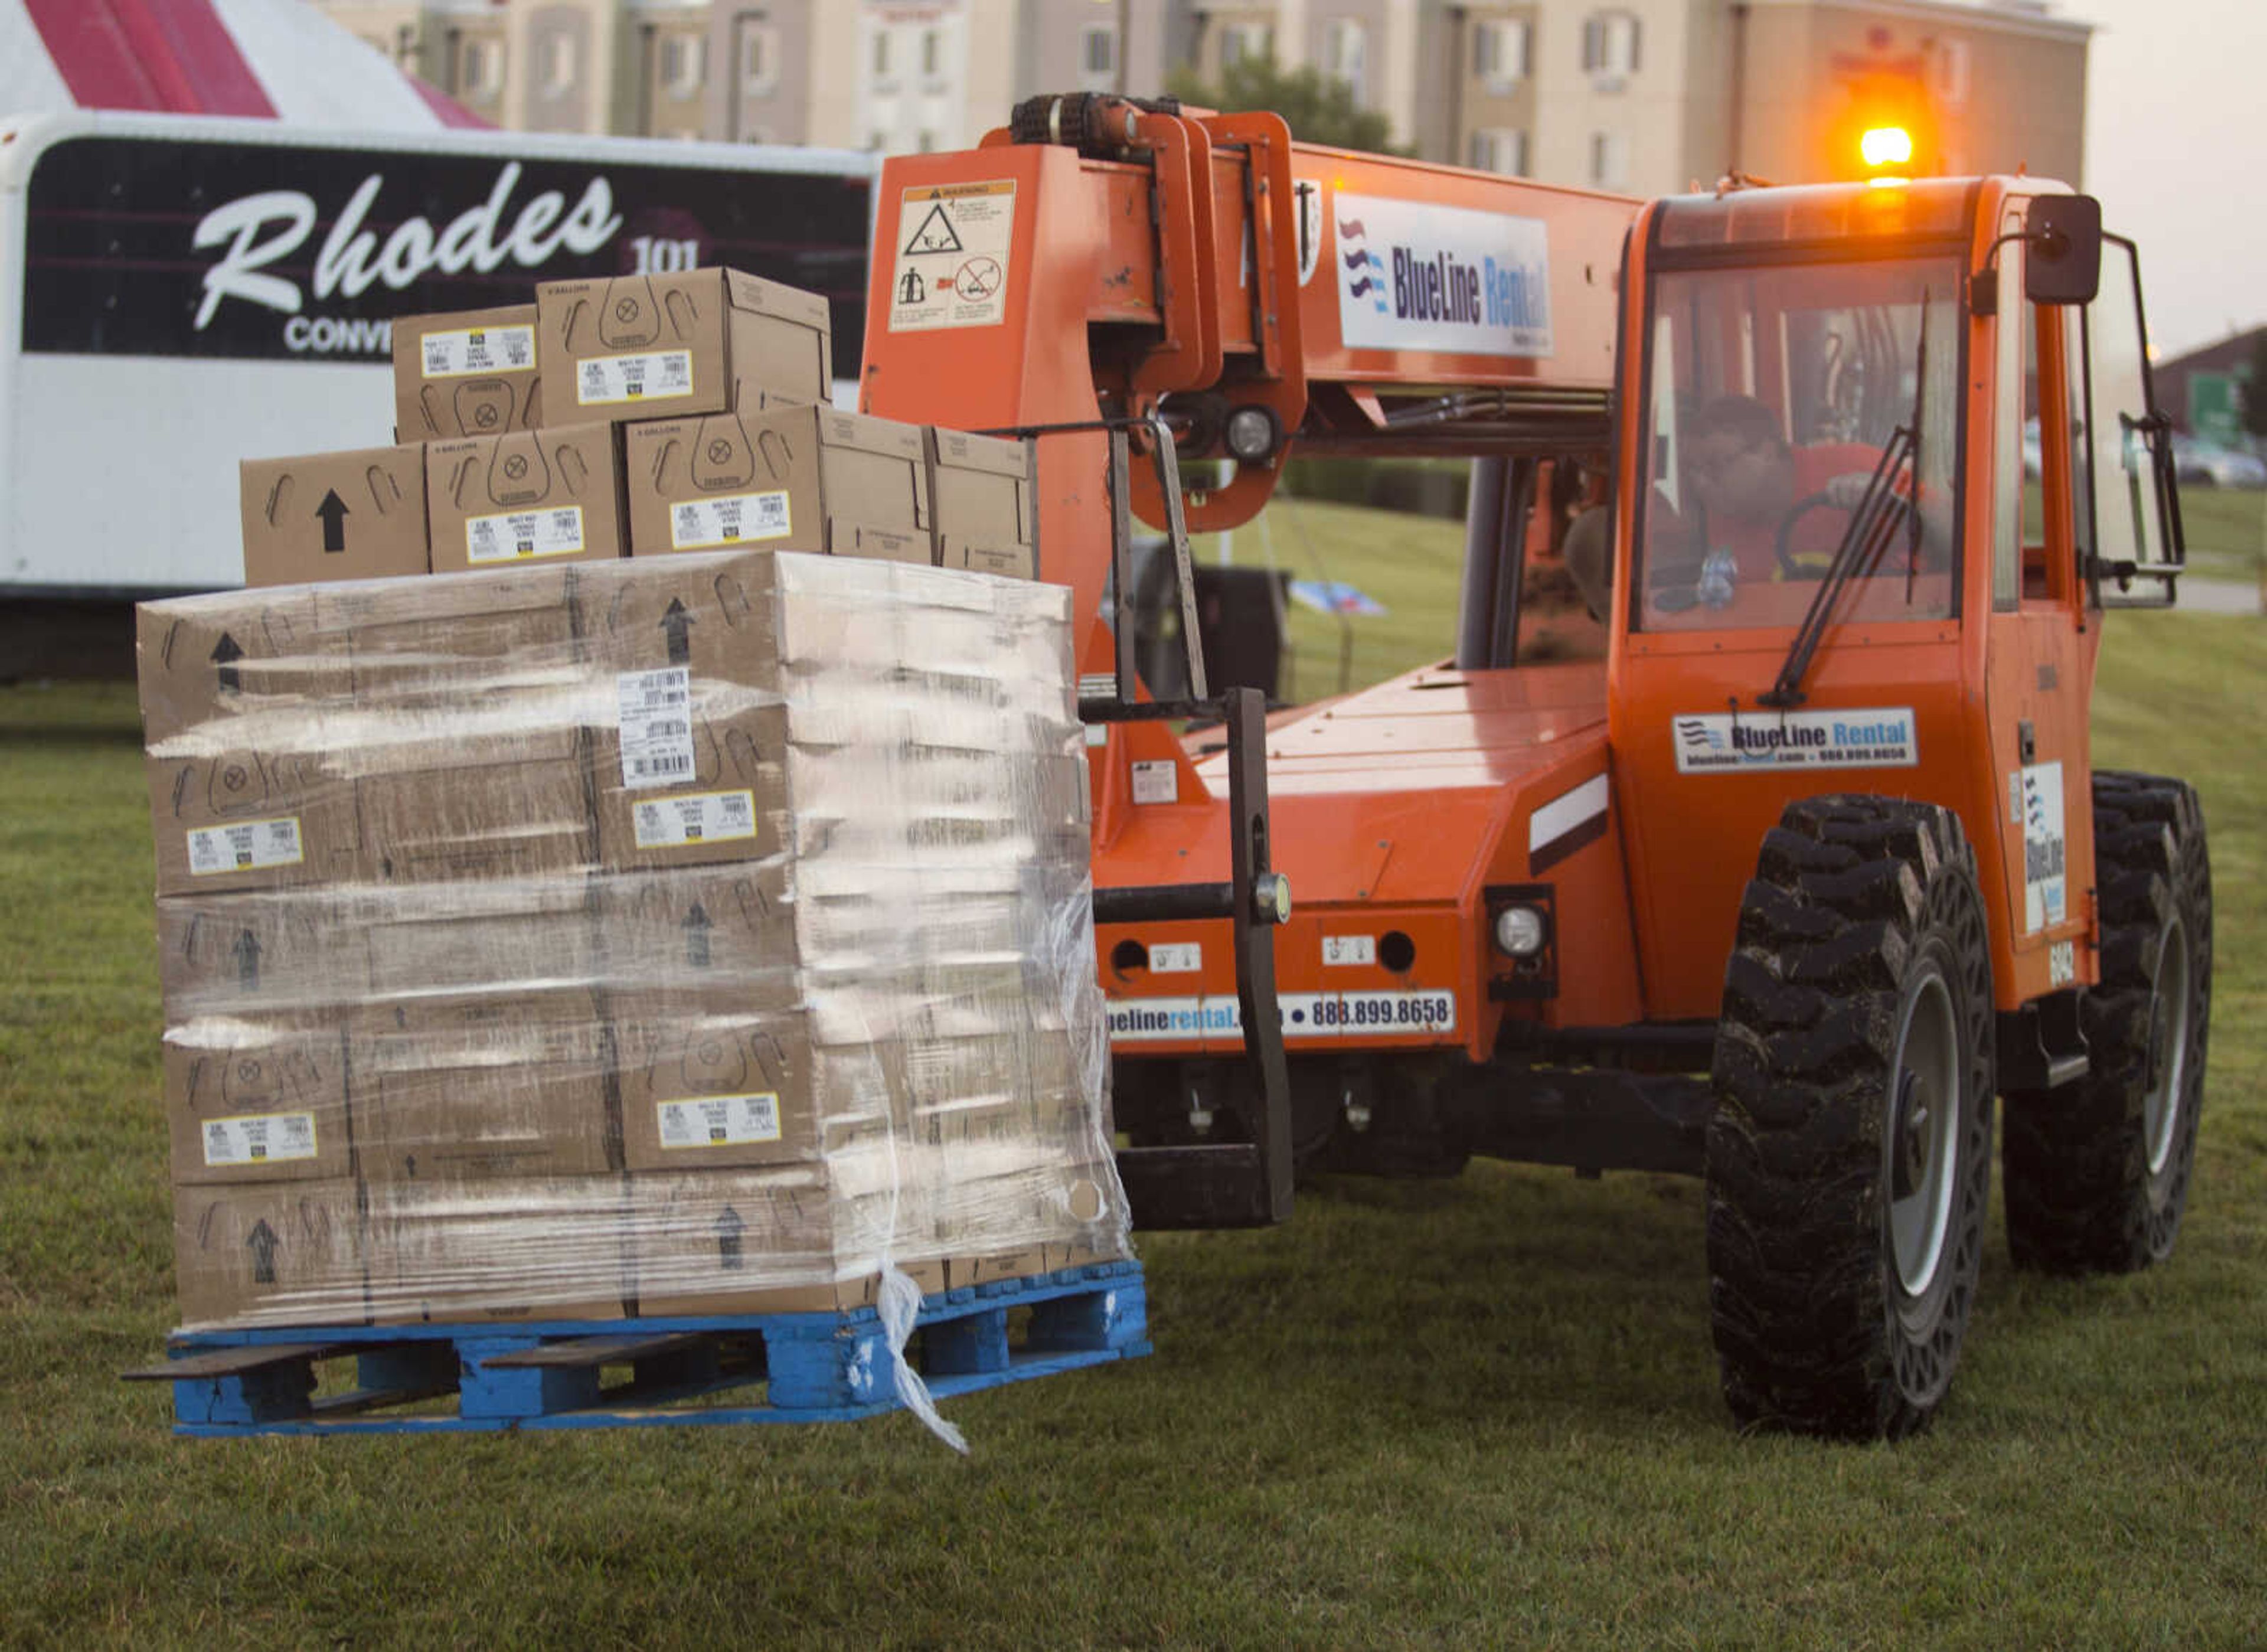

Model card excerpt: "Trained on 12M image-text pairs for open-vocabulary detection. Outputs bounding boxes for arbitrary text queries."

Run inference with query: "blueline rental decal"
[1335,193,1552,357]
[1672,707,1919,773]
[2019,760,2067,932]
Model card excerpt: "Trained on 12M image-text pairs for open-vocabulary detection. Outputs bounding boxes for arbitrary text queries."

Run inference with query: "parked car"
[2171,432,2267,488]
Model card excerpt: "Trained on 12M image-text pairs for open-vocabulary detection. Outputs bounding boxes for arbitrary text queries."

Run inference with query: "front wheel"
[1706,796,1996,1439]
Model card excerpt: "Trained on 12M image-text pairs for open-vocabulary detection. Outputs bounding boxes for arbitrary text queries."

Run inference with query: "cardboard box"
[155,888,356,1019]
[592,701,789,873]
[426,423,625,573]
[612,992,815,1171]
[537,269,829,423]
[174,1179,366,1329]
[145,746,362,898]
[622,406,931,564]
[625,1166,945,1316]
[592,861,796,993]
[162,1013,351,1186]
[927,427,1037,580]
[362,1175,626,1324]
[356,756,596,884]
[240,446,428,588]
[136,590,332,746]
[352,991,615,1184]
[393,304,543,440]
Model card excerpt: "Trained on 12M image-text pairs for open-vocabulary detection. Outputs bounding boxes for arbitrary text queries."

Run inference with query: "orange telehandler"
[858,95,2211,1439]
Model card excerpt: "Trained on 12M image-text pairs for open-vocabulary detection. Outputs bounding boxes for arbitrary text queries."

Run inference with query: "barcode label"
[671,490,792,551]
[617,667,698,790]
[656,1092,782,1149]
[632,788,758,849]
[422,323,535,377]
[202,1110,319,1167]
[185,815,303,877]
[577,349,694,406]
[466,504,585,564]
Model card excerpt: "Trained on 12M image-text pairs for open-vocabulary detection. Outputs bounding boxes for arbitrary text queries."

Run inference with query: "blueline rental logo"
[1335,194,1553,358]
[1672,707,1919,773]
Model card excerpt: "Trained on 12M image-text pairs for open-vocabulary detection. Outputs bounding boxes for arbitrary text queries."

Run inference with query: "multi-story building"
[309,0,2089,194]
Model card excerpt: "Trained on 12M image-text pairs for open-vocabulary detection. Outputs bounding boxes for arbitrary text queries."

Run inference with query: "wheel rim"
[1888,970,1961,1299]
[2144,913,2192,1178]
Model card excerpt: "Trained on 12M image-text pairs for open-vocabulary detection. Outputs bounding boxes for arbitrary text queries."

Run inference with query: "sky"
[2079,0,2267,357]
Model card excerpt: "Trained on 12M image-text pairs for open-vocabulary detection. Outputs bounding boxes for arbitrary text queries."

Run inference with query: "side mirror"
[2025,194,2102,305]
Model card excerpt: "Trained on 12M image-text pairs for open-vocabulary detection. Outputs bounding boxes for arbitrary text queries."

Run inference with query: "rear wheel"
[2004,772,2213,1272]
[1706,796,1995,1439]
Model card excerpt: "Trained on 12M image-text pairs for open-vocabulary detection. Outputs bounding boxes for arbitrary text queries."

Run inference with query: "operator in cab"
[1682,394,1883,583]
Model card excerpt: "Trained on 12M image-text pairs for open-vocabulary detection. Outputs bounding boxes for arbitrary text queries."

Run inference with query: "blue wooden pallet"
[126,1261,1148,1436]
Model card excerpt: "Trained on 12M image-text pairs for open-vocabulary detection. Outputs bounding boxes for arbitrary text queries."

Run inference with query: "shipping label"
[422,322,535,378]
[465,504,585,564]
[202,1110,318,1167]
[616,667,697,788]
[671,489,792,551]
[185,815,304,877]
[887,179,1017,333]
[656,1092,781,1149]
[632,788,757,849]
[576,348,694,406]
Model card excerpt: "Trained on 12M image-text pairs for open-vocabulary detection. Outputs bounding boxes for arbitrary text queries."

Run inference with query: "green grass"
[3,541,2263,1646]
[2175,487,2267,583]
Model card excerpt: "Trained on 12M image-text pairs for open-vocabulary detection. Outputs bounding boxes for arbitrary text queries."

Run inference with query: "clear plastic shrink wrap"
[139,551,1128,1329]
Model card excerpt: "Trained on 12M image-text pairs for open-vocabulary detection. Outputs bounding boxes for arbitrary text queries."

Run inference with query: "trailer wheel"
[2004,772,2212,1273]
[1706,796,1995,1440]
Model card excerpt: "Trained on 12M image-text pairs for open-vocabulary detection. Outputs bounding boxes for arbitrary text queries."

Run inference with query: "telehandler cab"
[859,96,2210,1438]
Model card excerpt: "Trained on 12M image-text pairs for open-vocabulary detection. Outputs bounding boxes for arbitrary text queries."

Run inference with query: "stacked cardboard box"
[146,550,1122,1330]
[239,267,1040,589]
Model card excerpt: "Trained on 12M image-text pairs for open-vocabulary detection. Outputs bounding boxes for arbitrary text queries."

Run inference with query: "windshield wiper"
[1757,424,1915,708]
[1759,301,1929,709]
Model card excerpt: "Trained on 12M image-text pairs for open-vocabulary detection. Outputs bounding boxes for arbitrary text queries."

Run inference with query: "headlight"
[1493,904,1547,958]
[1223,404,1279,464]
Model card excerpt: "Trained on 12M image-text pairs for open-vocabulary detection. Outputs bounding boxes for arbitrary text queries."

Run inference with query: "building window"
[1322,19,1368,103]
[542,33,577,94]
[1082,23,1118,79]
[873,30,890,77]
[741,24,779,93]
[1468,128,1529,175]
[1582,11,1641,85]
[1935,38,1971,109]
[660,33,704,97]
[921,28,940,78]
[919,129,937,152]
[1589,129,1629,188]
[1220,23,1273,68]
[459,37,504,96]
[1474,18,1530,89]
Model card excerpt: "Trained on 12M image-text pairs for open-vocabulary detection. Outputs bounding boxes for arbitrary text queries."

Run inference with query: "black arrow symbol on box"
[315,489,349,553]
[683,902,712,969]
[233,929,262,991]
[211,632,243,693]
[715,1206,744,1270]
[661,597,694,665]
[246,1218,280,1284]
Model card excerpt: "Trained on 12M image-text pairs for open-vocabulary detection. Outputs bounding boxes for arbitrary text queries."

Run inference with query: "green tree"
[1165,54,1409,156]
[2241,331,2267,443]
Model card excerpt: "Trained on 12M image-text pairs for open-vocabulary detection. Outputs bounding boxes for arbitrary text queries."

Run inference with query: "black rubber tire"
[1706,796,1996,1440]
[2003,772,2213,1273]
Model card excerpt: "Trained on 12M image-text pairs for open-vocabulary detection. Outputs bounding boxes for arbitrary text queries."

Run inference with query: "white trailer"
[0,110,876,598]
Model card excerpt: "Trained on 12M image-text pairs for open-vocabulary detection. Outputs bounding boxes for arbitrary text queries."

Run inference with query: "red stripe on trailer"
[405,72,491,130]
[25,0,277,117]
